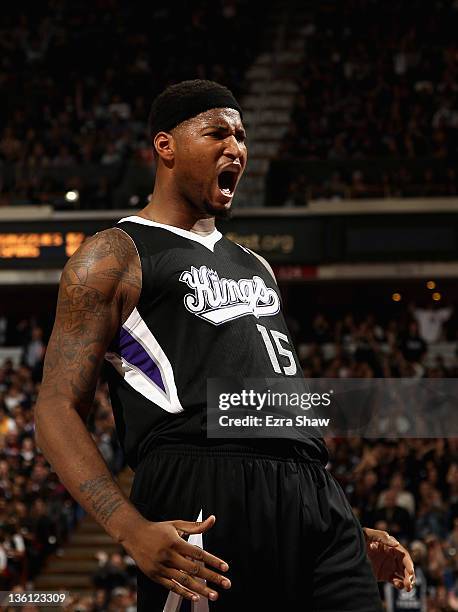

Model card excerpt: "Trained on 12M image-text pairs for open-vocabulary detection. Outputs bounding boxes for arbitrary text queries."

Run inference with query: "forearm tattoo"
[79,475,125,523]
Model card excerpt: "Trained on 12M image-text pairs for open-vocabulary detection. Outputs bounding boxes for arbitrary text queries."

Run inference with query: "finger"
[173,515,216,536]
[167,552,231,589]
[390,549,414,587]
[175,539,229,572]
[401,550,415,576]
[392,577,404,590]
[157,576,200,603]
[403,569,415,591]
[392,546,414,577]
[393,565,414,592]
[373,531,399,547]
[391,569,410,591]
[164,568,220,601]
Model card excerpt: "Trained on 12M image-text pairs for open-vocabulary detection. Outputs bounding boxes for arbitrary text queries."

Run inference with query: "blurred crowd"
[276,0,458,204]
[1,1,457,210]
[280,165,458,207]
[296,301,456,380]
[0,321,124,602]
[0,0,262,208]
[0,357,74,587]
[329,438,458,611]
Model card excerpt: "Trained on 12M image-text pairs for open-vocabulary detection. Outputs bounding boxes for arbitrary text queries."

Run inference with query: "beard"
[203,199,233,220]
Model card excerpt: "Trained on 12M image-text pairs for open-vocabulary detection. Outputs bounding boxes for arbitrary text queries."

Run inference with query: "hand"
[122,514,231,603]
[363,528,415,591]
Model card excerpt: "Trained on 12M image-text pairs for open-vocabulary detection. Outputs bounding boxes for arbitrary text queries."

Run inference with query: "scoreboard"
[0,231,85,259]
[0,220,114,269]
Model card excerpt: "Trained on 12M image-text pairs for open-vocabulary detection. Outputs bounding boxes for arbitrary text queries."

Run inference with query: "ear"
[153,131,175,162]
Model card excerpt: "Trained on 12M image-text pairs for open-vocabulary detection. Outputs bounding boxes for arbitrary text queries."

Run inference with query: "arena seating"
[2,1,457,209]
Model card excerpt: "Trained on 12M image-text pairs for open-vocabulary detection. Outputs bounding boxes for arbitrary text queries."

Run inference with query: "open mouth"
[217,169,239,198]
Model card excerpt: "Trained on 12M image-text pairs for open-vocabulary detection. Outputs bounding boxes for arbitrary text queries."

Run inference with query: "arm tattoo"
[79,475,125,523]
[40,229,141,416]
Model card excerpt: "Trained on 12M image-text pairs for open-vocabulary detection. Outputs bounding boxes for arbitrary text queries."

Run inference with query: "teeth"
[221,188,232,196]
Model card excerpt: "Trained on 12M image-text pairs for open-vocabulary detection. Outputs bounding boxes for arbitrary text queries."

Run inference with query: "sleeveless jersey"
[104,216,328,468]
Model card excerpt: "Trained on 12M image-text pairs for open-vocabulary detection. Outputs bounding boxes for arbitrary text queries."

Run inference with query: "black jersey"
[105,216,327,468]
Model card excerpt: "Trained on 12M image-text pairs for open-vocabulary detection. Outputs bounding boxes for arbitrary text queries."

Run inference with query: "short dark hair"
[148,79,242,144]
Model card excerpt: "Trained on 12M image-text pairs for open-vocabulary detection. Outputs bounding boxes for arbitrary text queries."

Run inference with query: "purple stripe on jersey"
[119,327,166,392]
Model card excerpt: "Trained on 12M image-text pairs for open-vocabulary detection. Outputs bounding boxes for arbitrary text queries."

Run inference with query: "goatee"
[203,200,233,220]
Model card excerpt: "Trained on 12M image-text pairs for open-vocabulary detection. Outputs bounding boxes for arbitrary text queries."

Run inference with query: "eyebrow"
[204,124,246,134]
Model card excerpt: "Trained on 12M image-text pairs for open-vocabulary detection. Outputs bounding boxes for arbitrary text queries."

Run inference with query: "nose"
[223,135,245,161]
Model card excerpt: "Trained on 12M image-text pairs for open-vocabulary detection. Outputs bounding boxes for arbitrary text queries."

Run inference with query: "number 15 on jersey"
[256,324,297,376]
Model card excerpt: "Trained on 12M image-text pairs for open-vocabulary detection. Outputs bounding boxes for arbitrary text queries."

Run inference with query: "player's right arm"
[34,228,230,603]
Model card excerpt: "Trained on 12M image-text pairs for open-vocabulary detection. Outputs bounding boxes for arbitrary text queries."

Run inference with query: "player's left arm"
[362,527,415,591]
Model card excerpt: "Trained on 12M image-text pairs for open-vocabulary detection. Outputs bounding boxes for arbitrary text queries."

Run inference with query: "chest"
[144,244,281,326]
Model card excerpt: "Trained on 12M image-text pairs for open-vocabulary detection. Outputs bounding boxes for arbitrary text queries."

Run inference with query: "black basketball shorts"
[129,444,383,612]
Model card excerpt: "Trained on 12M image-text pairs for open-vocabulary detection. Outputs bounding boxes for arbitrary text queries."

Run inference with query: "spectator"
[0,531,8,588]
[109,586,136,612]
[416,487,448,541]
[399,321,427,365]
[378,472,415,517]
[412,303,454,344]
[309,313,332,344]
[22,327,45,371]
[335,313,356,346]
[93,551,130,592]
[349,469,380,527]
[0,316,7,346]
[100,143,122,166]
[0,405,17,438]
[373,488,414,541]
[51,145,75,168]
[3,380,26,413]
[27,498,57,577]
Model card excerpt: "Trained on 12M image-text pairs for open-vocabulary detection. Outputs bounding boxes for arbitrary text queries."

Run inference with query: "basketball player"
[35,80,414,611]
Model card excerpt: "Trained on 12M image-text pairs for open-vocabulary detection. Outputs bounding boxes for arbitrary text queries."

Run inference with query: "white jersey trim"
[118,215,222,252]
[105,308,183,414]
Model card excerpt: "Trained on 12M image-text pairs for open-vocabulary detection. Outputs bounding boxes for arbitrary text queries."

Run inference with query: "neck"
[138,181,216,236]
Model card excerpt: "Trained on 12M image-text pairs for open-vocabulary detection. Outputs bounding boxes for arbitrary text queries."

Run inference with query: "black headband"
[149,84,243,138]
